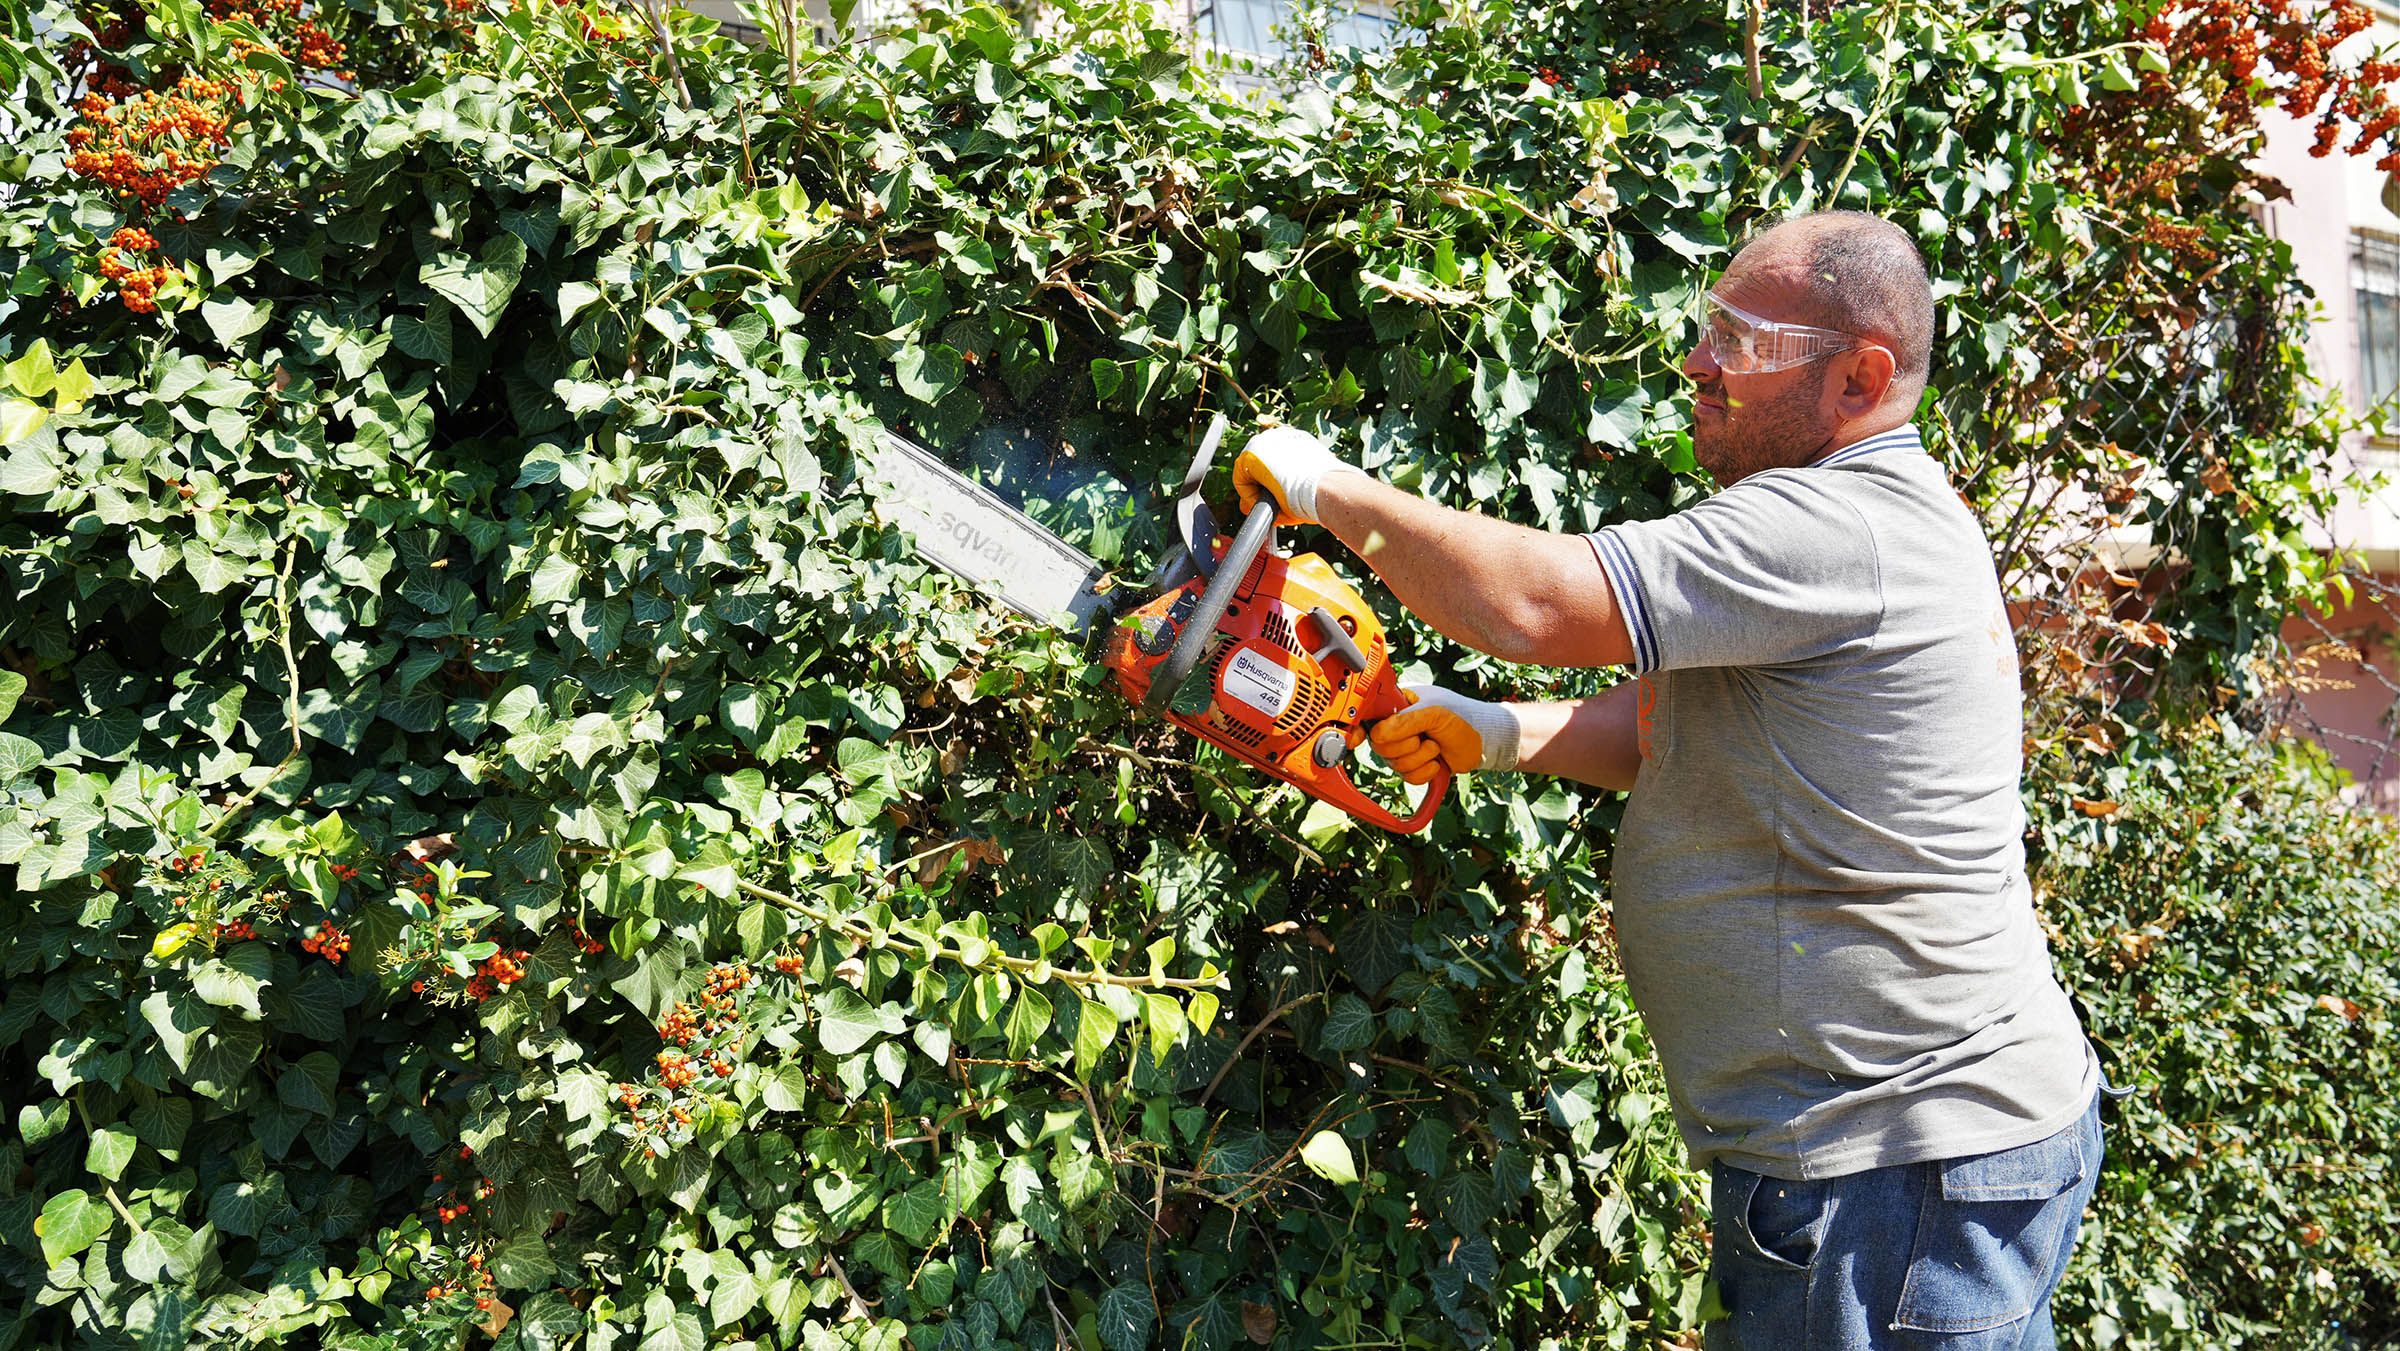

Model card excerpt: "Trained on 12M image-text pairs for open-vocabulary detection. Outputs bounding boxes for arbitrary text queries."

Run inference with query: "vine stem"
[206,537,305,837]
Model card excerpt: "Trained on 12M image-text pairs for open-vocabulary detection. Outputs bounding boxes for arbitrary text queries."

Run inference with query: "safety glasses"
[1701,291,1890,374]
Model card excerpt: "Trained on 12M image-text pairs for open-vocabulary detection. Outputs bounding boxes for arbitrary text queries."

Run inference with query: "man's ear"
[1837,346,1897,417]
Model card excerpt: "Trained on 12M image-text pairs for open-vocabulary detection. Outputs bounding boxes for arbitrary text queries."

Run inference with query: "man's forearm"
[1314,473,1628,666]
[1509,688,1642,793]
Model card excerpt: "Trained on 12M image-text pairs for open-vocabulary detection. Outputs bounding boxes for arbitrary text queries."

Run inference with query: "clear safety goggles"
[1701,291,1890,374]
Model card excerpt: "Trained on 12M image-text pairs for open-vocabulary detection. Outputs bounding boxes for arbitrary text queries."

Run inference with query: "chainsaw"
[862,414,1448,834]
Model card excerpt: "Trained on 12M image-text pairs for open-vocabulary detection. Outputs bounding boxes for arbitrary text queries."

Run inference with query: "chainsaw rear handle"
[1144,500,1278,715]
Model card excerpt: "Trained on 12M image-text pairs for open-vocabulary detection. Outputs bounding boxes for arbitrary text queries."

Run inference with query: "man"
[1233,211,2103,1349]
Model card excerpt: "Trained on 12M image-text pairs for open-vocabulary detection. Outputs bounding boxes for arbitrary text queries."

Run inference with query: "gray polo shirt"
[1585,424,2097,1180]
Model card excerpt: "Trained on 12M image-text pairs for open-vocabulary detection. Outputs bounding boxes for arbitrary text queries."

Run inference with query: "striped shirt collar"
[1811,423,1923,469]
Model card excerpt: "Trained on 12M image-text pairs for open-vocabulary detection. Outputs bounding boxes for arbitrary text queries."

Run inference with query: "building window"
[2354,230,2400,410]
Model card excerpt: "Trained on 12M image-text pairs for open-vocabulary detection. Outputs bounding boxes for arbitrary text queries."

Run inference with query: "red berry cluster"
[772,952,803,974]
[656,963,753,1047]
[2052,0,2400,269]
[330,862,360,881]
[463,946,531,1000]
[423,1257,498,1307]
[565,916,606,955]
[211,918,257,942]
[64,77,235,207]
[96,242,177,316]
[655,1048,701,1090]
[301,923,351,964]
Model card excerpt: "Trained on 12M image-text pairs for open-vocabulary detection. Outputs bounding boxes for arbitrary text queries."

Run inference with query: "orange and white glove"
[1233,424,1363,527]
[1367,683,1522,784]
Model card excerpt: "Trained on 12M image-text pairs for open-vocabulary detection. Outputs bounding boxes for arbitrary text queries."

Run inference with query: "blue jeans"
[1703,1092,2103,1350]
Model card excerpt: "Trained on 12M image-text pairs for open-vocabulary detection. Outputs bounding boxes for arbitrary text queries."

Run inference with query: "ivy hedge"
[0,0,2392,1347]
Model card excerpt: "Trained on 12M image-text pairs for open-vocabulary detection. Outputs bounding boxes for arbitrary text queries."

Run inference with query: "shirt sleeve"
[1585,472,1885,674]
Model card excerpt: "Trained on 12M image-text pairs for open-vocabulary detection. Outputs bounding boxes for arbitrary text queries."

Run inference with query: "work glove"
[1233,424,1363,527]
[1368,683,1522,784]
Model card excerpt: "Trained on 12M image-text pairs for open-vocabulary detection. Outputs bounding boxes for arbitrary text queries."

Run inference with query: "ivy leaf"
[761,1063,808,1112]
[709,1249,760,1324]
[893,343,964,404]
[36,1189,112,1268]
[189,944,274,1018]
[421,233,527,338]
[817,986,902,1055]
[202,297,273,348]
[491,1229,556,1287]
[1299,1130,1359,1186]
[85,1128,135,1187]
[391,304,455,363]
[1013,832,1113,904]
[1004,985,1053,1058]
[637,1310,704,1351]
[882,1178,945,1245]
[1337,909,1411,995]
[141,991,212,1071]
[1097,1280,1155,1351]
[1073,996,1118,1077]
[1317,993,1375,1053]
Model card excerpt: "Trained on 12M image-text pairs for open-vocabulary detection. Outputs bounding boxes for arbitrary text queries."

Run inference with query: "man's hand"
[1368,684,1522,784]
[1233,425,1361,527]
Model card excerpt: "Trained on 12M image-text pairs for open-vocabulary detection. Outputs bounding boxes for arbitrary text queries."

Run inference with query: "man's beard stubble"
[1691,376,1833,486]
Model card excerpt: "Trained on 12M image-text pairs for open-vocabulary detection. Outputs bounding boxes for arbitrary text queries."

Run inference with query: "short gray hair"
[1786,210,1935,383]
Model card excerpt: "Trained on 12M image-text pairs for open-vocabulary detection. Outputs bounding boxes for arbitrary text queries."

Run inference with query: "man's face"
[1682,239,1843,486]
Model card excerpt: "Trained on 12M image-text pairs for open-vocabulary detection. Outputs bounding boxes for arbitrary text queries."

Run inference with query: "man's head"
[1682,211,1934,485]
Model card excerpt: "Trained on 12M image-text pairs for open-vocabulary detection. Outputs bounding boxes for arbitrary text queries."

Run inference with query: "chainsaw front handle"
[1313,757,1451,834]
[1143,499,1279,715]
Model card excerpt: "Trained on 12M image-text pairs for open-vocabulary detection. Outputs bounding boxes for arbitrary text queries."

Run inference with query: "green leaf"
[36,1188,112,1267]
[392,305,454,363]
[709,1249,760,1323]
[1073,997,1117,1077]
[816,986,902,1055]
[893,343,964,404]
[1337,908,1410,995]
[491,1229,556,1288]
[189,944,274,1017]
[1299,1130,1358,1185]
[637,1310,704,1351]
[85,1126,137,1182]
[276,1050,339,1116]
[0,398,46,450]
[1318,993,1375,1053]
[4,338,55,397]
[761,1063,808,1112]
[882,1177,945,1245]
[201,297,273,348]
[1097,1280,1154,1351]
[1005,985,1053,1058]
[1141,990,1185,1064]
[421,234,527,338]
[140,991,212,1071]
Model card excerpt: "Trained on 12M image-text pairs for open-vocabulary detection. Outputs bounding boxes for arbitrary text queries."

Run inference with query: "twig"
[729,875,1229,991]
[638,0,693,109]
[1744,0,1765,100]
[1200,991,1325,1105]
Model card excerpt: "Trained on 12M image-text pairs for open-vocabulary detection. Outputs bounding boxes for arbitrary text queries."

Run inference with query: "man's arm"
[1370,679,1644,793]
[1509,683,1643,792]
[1312,473,1635,669]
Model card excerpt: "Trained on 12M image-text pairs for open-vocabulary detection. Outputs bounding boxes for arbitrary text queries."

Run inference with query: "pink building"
[2253,57,2400,813]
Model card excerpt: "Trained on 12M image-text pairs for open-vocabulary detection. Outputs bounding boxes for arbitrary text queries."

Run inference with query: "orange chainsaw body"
[1103,537,1447,834]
